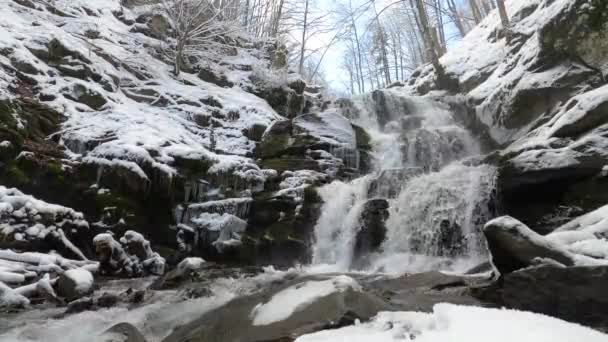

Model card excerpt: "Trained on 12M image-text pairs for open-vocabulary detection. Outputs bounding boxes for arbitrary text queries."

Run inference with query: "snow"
[177,257,206,273]
[546,205,608,259]
[0,0,284,188]
[294,111,357,148]
[251,275,361,326]
[486,214,608,268]
[295,303,608,342]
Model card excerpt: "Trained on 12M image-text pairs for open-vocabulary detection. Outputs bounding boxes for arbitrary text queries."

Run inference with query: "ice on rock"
[176,213,247,254]
[120,231,166,276]
[0,186,89,260]
[94,231,165,276]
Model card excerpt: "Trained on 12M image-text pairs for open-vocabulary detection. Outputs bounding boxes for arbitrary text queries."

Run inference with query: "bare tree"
[496,0,509,30]
[159,0,238,76]
[413,0,445,81]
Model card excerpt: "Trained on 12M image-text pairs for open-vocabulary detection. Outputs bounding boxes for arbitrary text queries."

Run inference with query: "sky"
[309,0,466,93]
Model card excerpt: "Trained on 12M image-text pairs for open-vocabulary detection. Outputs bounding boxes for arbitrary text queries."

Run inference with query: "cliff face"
[399,0,608,233]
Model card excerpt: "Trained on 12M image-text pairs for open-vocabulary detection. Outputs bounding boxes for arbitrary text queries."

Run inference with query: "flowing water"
[311,89,497,273]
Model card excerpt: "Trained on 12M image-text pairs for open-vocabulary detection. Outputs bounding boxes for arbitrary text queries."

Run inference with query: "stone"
[354,199,389,262]
[101,322,147,342]
[55,269,94,302]
[162,275,389,342]
[502,265,608,331]
[198,68,234,88]
[483,216,575,275]
[62,84,107,110]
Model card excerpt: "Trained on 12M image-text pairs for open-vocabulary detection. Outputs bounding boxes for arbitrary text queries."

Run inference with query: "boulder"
[502,265,608,330]
[198,68,234,88]
[101,322,147,342]
[62,84,107,110]
[56,269,94,302]
[483,216,575,275]
[354,199,389,261]
[162,275,389,342]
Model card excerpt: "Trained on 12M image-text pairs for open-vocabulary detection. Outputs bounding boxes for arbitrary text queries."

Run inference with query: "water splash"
[373,163,497,273]
[311,176,372,270]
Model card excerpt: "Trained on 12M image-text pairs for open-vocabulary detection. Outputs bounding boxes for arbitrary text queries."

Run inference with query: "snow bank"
[295,303,608,342]
[251,275,361,326]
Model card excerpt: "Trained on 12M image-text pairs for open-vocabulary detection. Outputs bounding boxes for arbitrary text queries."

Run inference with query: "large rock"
[483,216,575,274]
[162,275,389,342]
[502,265,608,331]
[100,322,147,342]
[56,269,94,302]
[353,199,389,262]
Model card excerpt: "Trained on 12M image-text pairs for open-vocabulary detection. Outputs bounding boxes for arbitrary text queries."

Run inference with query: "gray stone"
[502,265,608,331]
[483,216,575,275]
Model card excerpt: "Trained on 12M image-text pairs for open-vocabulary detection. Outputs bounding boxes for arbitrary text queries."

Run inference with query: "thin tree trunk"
[372,0,391,85]
[468,0,482,24]
[298,0,309,74]
[447,0,467,37]
[350,0,365,93]
[414,0,445,82]
[496,0,509,28]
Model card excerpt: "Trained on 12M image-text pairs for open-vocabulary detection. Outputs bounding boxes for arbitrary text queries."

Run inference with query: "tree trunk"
[413,0,445,83]
[447,0,467,37]
[496,0,509,29]
[372,0,391,85]
[468,0,482,24]
[298,0,309,74]
[350,0,365,93]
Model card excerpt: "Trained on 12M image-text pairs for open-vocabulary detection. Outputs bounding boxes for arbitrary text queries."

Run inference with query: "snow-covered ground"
[295,303,608,342]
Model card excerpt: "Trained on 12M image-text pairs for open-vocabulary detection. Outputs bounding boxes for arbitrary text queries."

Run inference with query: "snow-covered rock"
[294,303,608,342]
[0,186,90,260]
[251,275,361,326]
[484,214,608,274]
[56,268,94,302]
[93,231,164,277]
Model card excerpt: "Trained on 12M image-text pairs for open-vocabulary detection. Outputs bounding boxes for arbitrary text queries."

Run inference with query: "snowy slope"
[0,0,282,184]
[409,0,607,145]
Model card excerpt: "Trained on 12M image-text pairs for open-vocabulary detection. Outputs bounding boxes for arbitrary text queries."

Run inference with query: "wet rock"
[366,271,490,312]
[56,269,94,302]
[368,167,423,198]
[483,216,575,275]
[162,275,389,342]
[436,219,466,257]
[97,292,121,308]
[354,199,389,261]
[65,297,94,314]
[101,322,147,342]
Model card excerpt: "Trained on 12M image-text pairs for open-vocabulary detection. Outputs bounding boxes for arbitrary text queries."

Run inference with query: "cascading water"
[311,89,497,273]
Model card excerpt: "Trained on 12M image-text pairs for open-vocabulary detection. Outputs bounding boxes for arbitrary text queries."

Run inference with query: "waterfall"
[311,176,372,270]
[310,89,497,273]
